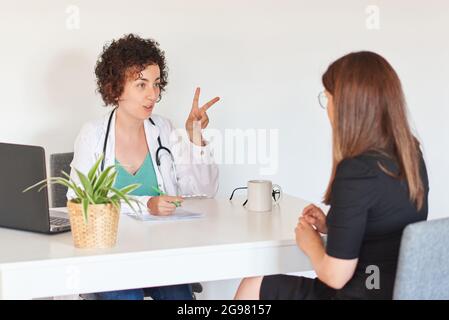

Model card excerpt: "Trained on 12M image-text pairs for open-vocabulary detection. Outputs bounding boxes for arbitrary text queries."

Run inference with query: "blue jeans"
[85,284,193,300]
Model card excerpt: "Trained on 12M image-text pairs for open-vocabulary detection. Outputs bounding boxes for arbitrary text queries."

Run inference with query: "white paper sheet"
[125,207,204,222]
[51,207,204,222]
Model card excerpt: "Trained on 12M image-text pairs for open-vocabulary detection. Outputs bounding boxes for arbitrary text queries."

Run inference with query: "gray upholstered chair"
[49,152,74,207]
[49,152,203,299]
[393,217,449,300]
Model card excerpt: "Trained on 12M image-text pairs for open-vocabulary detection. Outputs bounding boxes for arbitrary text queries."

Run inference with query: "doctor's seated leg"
[84,288,145,300]
[143,284,194,300]
[82,284,194,300]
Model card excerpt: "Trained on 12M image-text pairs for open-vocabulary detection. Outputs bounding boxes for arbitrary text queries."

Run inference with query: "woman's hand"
[295,217,324,255]
[147,195,184,215]
[301,204,328,234]
[185,87,220,146]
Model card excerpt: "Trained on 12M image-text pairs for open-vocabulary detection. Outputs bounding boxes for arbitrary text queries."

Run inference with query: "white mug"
[246,180,283,212]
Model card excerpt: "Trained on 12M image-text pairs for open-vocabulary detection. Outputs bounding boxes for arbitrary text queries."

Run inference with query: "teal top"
[114,153,159,196]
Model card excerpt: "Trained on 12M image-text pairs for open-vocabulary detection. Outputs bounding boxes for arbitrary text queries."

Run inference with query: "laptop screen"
[0,143,51,232]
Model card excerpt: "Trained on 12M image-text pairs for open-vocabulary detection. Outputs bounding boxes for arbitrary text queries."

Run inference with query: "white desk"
[0,195,313,299]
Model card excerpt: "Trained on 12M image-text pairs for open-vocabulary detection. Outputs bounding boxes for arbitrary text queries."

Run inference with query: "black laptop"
[0,142,71,234]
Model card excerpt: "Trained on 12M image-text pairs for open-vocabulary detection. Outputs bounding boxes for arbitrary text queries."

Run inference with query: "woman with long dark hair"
[235,51,429,300]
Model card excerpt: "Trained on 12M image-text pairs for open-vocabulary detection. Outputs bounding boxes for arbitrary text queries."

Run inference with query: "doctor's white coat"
[67,110,219,212]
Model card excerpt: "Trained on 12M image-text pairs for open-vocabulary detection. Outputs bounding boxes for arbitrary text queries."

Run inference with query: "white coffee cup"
[246,180,283,212]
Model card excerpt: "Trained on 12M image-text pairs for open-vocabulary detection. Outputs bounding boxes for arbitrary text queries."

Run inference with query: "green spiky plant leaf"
[23,154,141,223]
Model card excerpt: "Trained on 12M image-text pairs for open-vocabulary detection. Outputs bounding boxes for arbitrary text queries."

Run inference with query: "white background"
[1,0,448,299]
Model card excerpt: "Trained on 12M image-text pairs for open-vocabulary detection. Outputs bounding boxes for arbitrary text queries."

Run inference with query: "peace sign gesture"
[185,87,220,146]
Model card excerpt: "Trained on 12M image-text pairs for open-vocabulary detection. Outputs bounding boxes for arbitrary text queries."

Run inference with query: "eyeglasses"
[229,186,282,207]
[318,91,328,109]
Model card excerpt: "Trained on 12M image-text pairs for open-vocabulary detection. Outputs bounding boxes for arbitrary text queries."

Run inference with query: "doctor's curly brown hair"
[94,34,168,106]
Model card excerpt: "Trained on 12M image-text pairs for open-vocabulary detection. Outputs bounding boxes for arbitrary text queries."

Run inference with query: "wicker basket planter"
[67,201,120,249]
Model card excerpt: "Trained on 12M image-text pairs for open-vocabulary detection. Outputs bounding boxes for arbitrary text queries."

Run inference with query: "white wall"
[1,0,448,222]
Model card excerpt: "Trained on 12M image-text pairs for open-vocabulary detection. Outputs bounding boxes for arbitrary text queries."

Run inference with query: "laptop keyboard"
[50,216,70,226]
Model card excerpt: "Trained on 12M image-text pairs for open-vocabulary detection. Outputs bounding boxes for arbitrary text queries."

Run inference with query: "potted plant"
[24,154,140,249]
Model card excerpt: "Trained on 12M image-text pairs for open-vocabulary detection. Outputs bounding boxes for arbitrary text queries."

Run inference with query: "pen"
[152,186,182,207]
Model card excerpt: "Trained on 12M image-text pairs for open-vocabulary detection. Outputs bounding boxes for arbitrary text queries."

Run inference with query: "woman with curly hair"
[68,34,220,300]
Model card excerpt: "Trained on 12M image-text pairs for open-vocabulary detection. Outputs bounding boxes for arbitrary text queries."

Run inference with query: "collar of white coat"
[101,109,166,191]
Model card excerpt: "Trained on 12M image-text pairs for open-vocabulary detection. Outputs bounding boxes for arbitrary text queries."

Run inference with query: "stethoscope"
[100,108,179,192]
